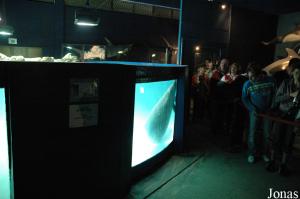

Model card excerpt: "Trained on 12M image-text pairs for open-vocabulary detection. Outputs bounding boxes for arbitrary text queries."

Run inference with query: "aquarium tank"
[0,88,12,199]
[132,80,177,167]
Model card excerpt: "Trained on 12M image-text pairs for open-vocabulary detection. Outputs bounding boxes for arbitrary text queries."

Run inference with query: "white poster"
[69,104,98,128]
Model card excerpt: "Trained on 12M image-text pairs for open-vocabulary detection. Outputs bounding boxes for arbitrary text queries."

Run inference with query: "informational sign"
[69,78,99,128]
[70,79,99,103]
[8,38,17,45]
[69,104,98,128]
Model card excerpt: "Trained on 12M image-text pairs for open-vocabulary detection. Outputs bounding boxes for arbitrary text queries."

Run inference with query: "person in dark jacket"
[222,63,248,152]
[191,66,208,121]
[242,63,276,163]
[210,58,229,134]
[266,61,300,175]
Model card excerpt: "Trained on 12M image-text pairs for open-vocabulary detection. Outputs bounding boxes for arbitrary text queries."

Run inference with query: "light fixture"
[0,25,14,36]
[75,20,99,26]
[118,50,124,54]
[195,46,200,51]
[0,0,14,36]
[151,53,156,58]
[221,4,227,10]
[74,10,100,26]
[74,0,100,27]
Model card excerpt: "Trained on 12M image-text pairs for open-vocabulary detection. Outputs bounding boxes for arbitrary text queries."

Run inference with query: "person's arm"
[192,75,199,87]
[293,101,300,133]
[242,82,256,112]
[211,70,221,81]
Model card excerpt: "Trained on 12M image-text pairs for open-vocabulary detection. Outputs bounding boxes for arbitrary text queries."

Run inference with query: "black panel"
[0,61,186,198]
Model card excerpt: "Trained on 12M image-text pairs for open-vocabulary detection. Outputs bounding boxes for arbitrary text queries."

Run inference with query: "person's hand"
[290,91,299,98]
[253,110,258,116]
[253,108,261,116]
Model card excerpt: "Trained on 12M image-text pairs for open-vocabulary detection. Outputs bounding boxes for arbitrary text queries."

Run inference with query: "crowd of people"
[191,57,300,176]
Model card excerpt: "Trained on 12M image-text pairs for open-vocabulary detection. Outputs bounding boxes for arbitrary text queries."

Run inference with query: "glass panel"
[132,80,177,167]
[0,88,12,199]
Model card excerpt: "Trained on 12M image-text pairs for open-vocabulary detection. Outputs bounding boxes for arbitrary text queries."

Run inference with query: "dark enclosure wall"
[5,62,136,199]
[228,7,278,69]
[1,61,186,198]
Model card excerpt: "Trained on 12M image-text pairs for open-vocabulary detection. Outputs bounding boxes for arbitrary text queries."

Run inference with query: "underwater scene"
[132,80,177,167]
[0,88,11,199]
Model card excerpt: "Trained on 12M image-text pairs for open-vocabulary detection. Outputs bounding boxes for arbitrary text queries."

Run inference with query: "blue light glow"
[0,88,11,199]
[132,80,177,167]
[87,60,183,67]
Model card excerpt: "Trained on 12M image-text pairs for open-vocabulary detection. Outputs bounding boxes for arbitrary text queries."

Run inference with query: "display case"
[0,61,186,198]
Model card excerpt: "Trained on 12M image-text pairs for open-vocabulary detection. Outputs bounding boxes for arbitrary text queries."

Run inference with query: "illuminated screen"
[132,80,177,167]
[0,88,11,199]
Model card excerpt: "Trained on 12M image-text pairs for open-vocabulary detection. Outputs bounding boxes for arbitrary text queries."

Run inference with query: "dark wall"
[1,0,178,58]
[180,1,231,76]
[64,6,178,45]
[182,2,230,46]
[125,0,180,8]
[2,0,57,56]
[228,7,278,69]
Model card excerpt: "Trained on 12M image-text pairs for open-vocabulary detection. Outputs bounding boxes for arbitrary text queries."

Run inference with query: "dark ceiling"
[226,0,300,14]
[128,0,300,14]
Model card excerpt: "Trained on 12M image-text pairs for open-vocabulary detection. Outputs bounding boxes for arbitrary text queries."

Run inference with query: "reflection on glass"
[132,80,177,167]
[0,88,11,199]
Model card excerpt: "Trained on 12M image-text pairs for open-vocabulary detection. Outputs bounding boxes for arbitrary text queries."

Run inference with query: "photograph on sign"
[70,79,99,103]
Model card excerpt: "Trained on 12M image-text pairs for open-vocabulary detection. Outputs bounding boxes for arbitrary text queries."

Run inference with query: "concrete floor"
[128,120,300,199]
